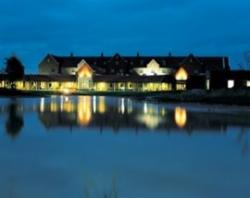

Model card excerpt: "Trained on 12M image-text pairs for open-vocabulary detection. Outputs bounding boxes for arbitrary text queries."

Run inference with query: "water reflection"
[175,107,187,128]
[5,101,24,138]
[77,96,92,126]
[1,96,250,137]
[0,97,249,198]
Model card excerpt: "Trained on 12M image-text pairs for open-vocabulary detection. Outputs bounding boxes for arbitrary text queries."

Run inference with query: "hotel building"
[0,53,235,92]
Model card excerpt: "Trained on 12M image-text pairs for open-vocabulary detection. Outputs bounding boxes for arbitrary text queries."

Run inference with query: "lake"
[0,96,249,198]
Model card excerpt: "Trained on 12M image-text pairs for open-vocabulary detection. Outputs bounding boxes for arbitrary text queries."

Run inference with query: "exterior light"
[227,80,234,89]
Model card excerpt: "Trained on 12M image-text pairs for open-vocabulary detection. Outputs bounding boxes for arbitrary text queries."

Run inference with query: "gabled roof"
[47,54,230,75]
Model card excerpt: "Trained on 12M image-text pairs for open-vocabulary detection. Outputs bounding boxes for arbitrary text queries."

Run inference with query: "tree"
[5,56,24,88]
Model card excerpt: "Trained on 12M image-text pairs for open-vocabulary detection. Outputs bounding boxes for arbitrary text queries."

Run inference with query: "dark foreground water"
[0,96,249,198]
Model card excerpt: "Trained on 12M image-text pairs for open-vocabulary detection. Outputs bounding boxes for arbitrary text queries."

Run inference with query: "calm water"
[0,96,249,198]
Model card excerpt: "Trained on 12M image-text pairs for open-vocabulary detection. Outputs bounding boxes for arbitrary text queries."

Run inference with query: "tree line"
[2,56,25,89]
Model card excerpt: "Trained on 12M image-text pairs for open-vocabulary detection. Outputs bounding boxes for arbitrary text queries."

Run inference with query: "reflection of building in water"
[175,107,187,128]
[35,96,250,134]
[37,96,170,131]
[38,96,77,128]
[98,96,106,114]
[77,96,92,126]
[136,102,165,130]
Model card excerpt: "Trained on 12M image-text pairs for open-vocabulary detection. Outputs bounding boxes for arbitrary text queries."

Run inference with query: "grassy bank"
[1,88,250,106]
[152,89,250,106]
[0,88,166,98]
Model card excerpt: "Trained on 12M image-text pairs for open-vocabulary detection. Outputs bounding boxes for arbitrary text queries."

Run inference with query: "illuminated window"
[176,83,186,91]
[246,81,250,87]
[227,80,234,89]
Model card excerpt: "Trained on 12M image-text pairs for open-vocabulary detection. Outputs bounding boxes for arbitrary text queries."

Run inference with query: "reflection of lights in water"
[40,98,45,113]
[59,96,74,112]
[60,96,64,111]
[98,96,106,114]
[127,99,133,114]
[93,96,97,113]
[143,102,148,114]
[136,114,163,130]
[175,107,187,128]
[50,102,58,112]
[137,104,164,130]
[78,96,92,126]
[50,96,58,112]
[119,98,125,114]
[161,108,166,116]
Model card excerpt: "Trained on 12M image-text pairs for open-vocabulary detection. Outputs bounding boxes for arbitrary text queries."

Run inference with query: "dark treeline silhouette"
[4,56,25,89]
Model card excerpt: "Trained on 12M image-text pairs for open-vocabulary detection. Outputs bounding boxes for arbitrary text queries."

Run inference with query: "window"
[246,81,250,87]
[206,80,210,90]
[176,83,186,91]
[227,80,234,89]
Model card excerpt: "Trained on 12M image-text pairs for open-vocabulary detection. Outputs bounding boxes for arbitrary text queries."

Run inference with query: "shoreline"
[1,88,250,106]
[151,89,250,106]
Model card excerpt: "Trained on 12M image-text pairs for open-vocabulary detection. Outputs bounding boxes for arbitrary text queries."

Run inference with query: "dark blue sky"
[0,0,250,73]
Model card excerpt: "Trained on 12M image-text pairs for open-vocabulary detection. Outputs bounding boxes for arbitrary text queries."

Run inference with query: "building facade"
[0,53,236,93]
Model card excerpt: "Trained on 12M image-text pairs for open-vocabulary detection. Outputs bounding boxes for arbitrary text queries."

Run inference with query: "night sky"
[0,0,249,73]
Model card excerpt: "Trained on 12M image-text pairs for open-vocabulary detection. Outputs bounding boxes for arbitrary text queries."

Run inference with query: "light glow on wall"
[175,67,188,81]
[134,59,172,76]
[77,60,93,78]
[96,82,108,91]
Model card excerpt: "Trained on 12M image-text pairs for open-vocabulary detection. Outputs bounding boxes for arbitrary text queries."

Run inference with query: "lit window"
[227,80,234,89]
[246,81,250,87]
[206,80,210,90]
